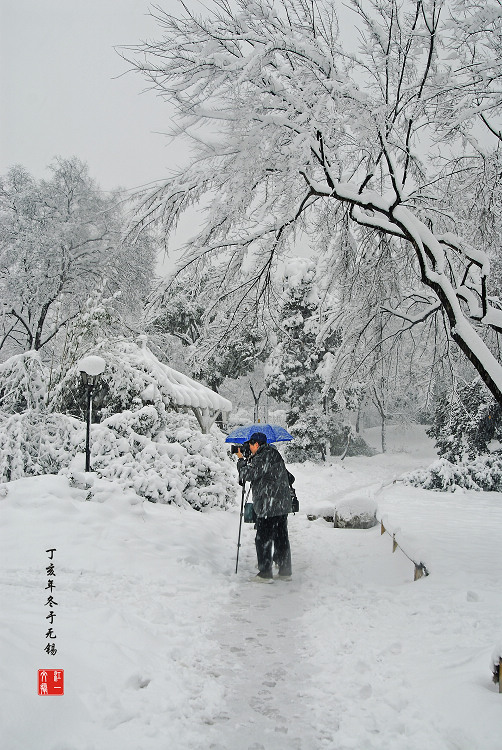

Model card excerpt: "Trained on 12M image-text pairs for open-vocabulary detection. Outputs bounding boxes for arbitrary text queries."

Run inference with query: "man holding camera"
[236,432,294,583]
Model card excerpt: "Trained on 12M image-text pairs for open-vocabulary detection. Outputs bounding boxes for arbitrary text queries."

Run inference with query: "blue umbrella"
[225,423,293,444]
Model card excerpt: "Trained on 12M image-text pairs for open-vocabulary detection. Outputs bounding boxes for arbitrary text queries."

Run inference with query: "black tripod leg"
[235,483,246,574]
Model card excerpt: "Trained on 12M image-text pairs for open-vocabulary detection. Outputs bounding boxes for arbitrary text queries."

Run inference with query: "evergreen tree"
[149,272,269,391]
[266,258,343,460]
[428,379,502,462]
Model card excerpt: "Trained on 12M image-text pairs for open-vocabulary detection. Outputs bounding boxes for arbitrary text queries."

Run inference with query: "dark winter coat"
[237,444,294,518]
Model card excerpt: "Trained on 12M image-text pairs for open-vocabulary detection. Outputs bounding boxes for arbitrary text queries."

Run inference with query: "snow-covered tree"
[149,271,269,391]
[266,258,326,413]
[0,158,155,357]
[427,377,502,462]
[312,221,439,448]
[149,277,205,348]
[0,351,47,413]
[125,0,502,404]
[45,284,127,399]
[265,257,347,458]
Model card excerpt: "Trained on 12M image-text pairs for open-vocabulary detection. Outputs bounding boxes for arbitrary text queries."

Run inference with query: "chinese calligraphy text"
[44,549,58,655]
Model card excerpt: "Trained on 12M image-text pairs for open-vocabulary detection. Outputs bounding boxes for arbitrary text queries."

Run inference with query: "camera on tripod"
[230,441,251,458]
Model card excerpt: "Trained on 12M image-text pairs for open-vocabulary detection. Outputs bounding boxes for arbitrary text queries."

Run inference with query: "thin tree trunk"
[381,414,386,454]
[355,403,361,434]
[249,383,264,423]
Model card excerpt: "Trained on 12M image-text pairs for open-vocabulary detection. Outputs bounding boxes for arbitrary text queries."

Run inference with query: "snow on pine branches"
[403,377,502,491]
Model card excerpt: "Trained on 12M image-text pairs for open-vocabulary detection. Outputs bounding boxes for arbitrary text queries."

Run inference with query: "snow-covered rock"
[333,494,378,528]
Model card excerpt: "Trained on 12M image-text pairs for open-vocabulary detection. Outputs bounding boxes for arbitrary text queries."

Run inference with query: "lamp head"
[78,355,106,387]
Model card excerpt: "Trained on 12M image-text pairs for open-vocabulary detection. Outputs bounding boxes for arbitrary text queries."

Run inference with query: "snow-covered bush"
[285,408,344,462]
[89,407,237,509]
[404,455,502,493]
[402,375,502,491]
[0,405,237,508]
[0,338,236,509]
[0,411,84,482]
[428,379,502,462]
[0,351,47,413]
[407,378,502,491]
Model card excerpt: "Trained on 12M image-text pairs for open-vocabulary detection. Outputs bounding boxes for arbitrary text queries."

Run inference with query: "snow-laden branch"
[380,302,441,325]
[126,0,502,403]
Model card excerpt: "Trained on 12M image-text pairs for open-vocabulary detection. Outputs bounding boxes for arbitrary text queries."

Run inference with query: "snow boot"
[250,573,274,584]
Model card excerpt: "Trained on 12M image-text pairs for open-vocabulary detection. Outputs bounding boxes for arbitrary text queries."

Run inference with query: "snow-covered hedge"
[0,406,237,509]
[404,455,502,493]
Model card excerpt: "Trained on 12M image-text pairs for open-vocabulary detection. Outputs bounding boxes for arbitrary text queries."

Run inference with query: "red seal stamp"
[38,669,64,695]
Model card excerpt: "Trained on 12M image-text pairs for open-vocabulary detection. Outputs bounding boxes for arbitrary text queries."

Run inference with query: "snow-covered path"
[202,513,437,750]
[2,430,502,749]
[207,516,341,749]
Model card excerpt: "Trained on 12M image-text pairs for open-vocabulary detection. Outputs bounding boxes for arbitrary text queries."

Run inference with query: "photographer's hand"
[236,447,244,459]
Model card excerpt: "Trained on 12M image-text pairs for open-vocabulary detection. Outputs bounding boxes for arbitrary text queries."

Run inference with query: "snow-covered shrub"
[428,379,502,462]
[0,351,47,413]
[285,408,342,462]
[0,405,237,509]
[405,378,502,491]
[0,338,237,509]
[0,411,84,482]
[404,455,502,492]
[90,407,237,509]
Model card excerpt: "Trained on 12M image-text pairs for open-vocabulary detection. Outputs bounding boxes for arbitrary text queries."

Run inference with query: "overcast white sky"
[0,0,183,192]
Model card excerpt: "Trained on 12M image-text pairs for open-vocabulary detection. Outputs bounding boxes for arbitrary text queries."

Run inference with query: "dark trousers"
[255,515,292,578]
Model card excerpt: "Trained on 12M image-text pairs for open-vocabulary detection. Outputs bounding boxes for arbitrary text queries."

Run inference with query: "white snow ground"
[1,425,502,749]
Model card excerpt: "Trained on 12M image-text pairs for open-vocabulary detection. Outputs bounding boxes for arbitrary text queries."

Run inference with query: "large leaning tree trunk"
[123,0,502,402]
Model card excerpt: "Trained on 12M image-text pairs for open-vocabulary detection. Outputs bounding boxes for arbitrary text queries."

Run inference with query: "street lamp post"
[78,356,106,472]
